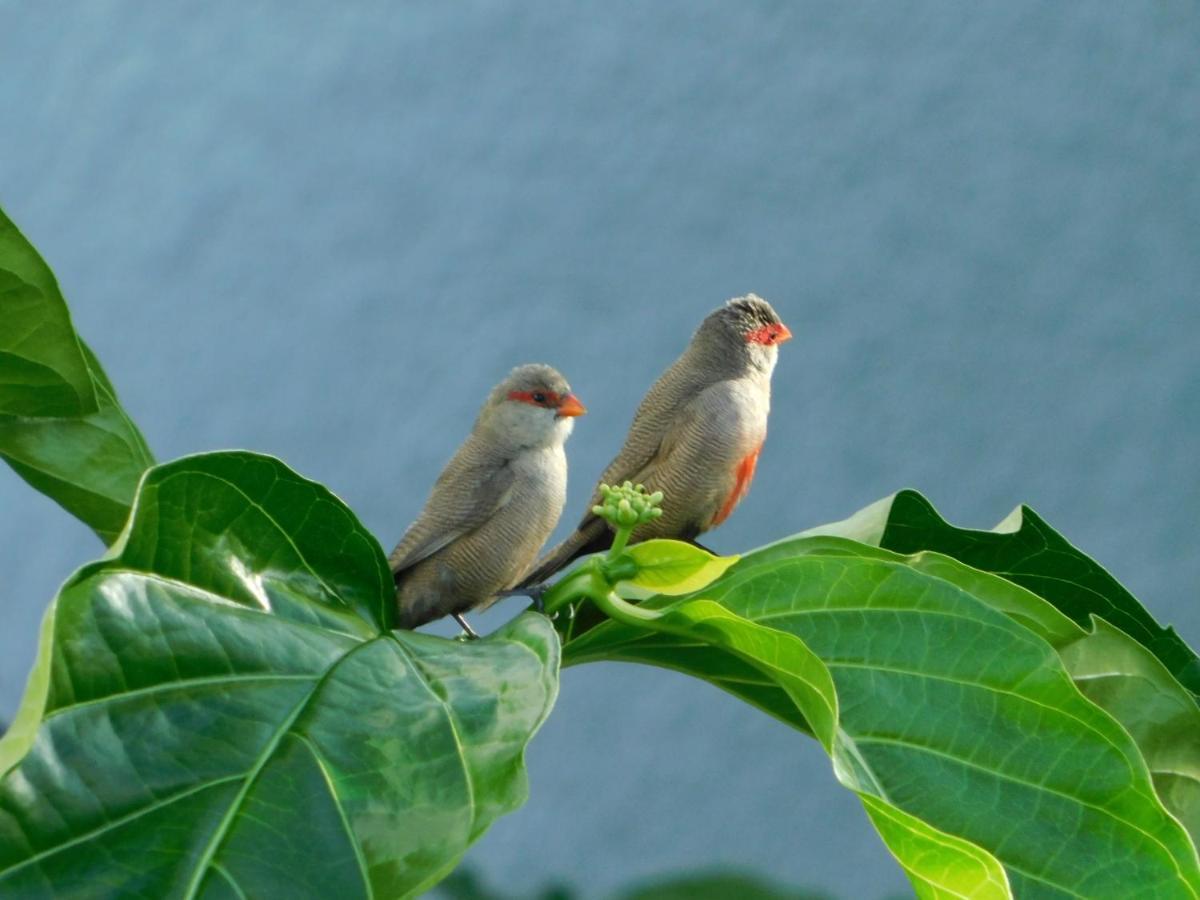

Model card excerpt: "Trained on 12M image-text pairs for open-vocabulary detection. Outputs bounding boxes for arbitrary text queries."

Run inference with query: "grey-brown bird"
[520,295,790,587]
[389,364,586,634]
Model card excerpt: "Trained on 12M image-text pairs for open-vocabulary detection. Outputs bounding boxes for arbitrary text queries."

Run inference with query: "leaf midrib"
[0,774,245,884]
[293,733,374,900]
[43,673,318,723]
[825,659,1137,773]
[388,635,477,840]
[181,636,383,899]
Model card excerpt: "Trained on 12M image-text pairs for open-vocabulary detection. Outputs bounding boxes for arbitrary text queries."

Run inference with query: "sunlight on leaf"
[623,539,740,595]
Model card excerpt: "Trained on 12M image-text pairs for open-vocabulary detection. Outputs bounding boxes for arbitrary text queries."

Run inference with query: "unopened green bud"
[592,481,668,531]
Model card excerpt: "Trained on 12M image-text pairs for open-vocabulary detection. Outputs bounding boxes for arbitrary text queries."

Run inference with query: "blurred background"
[2,3,1197,897]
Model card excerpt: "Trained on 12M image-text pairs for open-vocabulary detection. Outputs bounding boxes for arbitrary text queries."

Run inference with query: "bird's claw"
[496,584,549,615]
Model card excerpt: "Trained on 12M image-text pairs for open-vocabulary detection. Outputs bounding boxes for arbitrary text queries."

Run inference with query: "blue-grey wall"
[2,4,1197,897]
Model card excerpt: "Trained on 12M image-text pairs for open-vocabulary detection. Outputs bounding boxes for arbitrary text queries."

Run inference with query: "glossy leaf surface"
[565,528,1200,898]
[0,452,559,899]
[805,492,1200,847]
[623,539,740,595]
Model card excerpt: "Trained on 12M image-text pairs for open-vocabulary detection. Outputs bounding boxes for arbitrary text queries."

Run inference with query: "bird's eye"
[532,392,547,404]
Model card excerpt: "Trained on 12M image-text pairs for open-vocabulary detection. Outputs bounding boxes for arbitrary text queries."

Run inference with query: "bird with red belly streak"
[519,295,790,588]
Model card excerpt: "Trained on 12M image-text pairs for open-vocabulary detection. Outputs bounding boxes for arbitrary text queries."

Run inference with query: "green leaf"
[1060,618,1200,845]
[799,494,1200,846]
[622,539,740,595]
[0,211,96,417]
[0,371,154,543]
[0,204,154,542]
[0,451,559,898]
[858,795,1010,900]
[876,490,1200,699]
[619,596,1012,899]
[565,543,1200,898]
[651,598,838,750]
[747,531,1200,855]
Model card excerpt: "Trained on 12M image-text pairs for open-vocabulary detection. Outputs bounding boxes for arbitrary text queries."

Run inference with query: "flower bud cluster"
[592,481,664,529]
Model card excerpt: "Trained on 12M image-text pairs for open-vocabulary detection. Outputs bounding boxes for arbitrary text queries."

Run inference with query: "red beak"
[746,322,794,346]
[556,393,587,418]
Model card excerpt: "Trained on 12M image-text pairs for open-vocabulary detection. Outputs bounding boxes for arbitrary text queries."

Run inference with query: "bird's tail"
[518,518,611,588]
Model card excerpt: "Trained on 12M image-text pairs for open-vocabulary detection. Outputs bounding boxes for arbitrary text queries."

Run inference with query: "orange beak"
[556,393,587,418]
[775,322,793,344]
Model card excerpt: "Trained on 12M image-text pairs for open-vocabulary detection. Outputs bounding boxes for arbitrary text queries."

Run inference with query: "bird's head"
[698,294,792,375]
[483,363,586,450]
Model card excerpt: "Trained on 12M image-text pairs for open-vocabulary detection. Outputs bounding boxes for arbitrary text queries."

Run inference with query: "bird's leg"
[687,538,716,554]
[452,613,480,640]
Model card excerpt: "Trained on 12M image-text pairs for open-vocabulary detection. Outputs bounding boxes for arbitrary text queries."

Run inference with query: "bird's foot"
[495,584,549,614]
[452,613,481,640]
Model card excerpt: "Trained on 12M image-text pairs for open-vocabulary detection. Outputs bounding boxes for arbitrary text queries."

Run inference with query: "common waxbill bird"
[389,364,586,634]
[520,295,790,587]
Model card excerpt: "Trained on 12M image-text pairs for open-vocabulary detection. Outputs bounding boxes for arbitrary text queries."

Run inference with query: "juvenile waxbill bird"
[520,295,790,587]
[389,364,586,634]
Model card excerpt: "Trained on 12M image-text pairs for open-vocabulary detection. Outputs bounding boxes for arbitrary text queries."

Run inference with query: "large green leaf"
[875,490,1200,698]
[564,540,1200,898]
[797,492,1200,846]
[0,205,154,542]
[0,452,559,899]
[772,534,1200,851]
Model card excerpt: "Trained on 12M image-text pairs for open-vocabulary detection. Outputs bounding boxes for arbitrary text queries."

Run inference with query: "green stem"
[590,584,663,626]
[537,514,668,636]
[608,524,633,559]
[583,561,664,627]
[538,555,665,629]
[541,567,595,617]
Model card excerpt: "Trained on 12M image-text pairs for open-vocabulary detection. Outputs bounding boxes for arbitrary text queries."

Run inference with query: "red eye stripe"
[744,322,793,345]
[507,390,561,407]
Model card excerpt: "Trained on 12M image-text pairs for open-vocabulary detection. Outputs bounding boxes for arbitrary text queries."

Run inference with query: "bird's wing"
[388,458,516,576]
[577,360,703,527]
[626,388,708,489]
[575,386,710,531]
